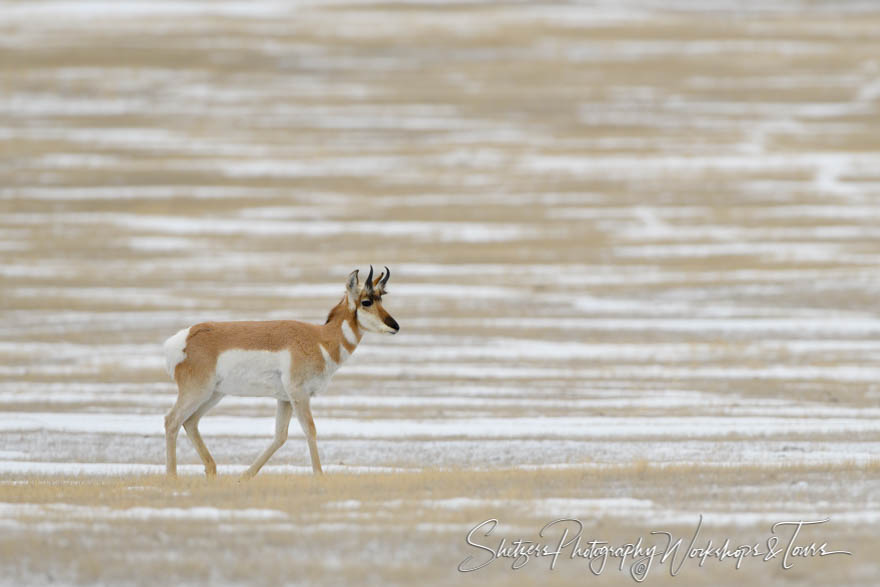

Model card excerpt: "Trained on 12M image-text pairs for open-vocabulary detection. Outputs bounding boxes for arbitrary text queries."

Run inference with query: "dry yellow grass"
[0,466,870,585]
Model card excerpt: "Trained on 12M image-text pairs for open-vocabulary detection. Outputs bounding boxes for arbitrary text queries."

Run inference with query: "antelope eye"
[361,300,373,307]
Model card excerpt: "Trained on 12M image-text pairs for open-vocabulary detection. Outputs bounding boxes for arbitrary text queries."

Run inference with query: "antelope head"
[345,266,399,335]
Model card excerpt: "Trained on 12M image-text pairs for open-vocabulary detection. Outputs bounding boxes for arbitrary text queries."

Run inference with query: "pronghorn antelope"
[162,266,398,478]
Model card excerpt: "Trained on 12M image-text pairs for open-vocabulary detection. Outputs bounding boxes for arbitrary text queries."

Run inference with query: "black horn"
[364,265,374,291]
[381,266,390,288]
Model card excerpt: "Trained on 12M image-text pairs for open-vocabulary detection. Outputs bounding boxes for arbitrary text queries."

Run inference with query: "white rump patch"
[162,327,190,379]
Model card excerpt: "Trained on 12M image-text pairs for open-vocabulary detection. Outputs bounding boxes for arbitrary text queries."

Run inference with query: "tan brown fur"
[375,305,394,329]
[176,319,334,388]
[175,296,367,388]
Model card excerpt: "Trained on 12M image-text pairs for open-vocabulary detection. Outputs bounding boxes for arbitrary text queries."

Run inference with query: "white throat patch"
[318,344,337,374]
[341,320,358,346]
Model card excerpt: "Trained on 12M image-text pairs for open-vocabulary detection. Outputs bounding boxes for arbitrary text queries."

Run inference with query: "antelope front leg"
[241,399,292,480]
[294,398,323,474]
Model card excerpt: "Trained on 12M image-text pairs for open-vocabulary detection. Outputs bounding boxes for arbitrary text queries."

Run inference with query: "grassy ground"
[0,464,873,586]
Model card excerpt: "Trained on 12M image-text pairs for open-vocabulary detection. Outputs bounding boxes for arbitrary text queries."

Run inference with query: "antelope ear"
[346,270,360,308]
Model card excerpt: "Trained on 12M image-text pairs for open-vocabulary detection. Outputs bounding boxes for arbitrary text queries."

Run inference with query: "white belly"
[214,349,290,400]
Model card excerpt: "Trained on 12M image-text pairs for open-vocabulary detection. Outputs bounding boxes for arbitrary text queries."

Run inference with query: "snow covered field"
[2,0,880,584]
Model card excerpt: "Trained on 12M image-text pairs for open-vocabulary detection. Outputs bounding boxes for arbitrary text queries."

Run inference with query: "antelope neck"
[322,302,362,362]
